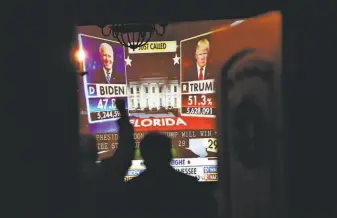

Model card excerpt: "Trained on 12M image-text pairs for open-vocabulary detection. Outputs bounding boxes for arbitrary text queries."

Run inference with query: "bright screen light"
[76,49,86,62]
[77,11,281,182]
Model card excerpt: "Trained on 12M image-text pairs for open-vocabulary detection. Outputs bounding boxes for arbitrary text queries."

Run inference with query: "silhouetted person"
[127,132,217,218]
[95,99,135,218]
[79,134,99,218]
[4,5,81,218]
[79,99,135,218]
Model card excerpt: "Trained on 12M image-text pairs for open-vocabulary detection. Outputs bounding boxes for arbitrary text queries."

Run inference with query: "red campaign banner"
[130,117,215,132]
[181,93,216,108]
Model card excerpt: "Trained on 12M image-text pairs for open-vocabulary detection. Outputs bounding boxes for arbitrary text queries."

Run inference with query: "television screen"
[76,12,281,182]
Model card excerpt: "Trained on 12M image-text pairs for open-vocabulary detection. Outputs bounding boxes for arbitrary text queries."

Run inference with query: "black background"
[4,1,336,218]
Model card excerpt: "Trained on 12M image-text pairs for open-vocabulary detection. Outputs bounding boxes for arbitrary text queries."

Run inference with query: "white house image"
[127,76,181,111]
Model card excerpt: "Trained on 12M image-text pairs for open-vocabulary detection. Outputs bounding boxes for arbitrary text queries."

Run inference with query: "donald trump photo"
[182,39,215,82]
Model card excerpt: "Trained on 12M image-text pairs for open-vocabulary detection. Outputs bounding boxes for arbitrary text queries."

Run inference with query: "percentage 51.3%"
[187,95,213,106]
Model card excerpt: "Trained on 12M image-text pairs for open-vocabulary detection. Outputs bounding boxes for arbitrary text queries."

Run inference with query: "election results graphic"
[76,11,281,182]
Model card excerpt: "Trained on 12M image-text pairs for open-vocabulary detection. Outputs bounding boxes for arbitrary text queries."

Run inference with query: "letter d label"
[87,85,97,96]
[89,87,95,94]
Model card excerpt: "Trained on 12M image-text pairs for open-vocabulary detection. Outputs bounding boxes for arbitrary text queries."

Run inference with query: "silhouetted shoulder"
[126,171,147,188]
[126,169,216,218]
[175,170,199,184]
[127,169,199,192]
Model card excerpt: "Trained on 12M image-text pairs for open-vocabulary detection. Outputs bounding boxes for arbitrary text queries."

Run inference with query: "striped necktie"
[106,72,111,83]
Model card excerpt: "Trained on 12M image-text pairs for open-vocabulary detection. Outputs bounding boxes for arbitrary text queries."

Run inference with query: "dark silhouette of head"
[140,132,172,170]
[80,134,98,163]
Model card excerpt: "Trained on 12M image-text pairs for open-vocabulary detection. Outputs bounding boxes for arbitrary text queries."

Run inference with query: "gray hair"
[99,42,113,55]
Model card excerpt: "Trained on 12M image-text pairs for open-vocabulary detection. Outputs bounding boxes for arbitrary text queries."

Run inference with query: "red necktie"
[198,67,204,80]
